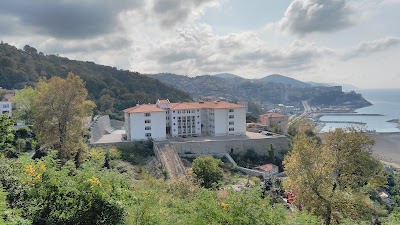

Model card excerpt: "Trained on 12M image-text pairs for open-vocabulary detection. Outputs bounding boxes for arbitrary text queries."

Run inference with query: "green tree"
[192,156,223,189]
[33,73,95,164]
[12,87,37,124]
[0,114,15,151]
[283,128,386,225]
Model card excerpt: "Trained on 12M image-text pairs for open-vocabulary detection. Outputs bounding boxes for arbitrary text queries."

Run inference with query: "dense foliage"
[192,156,224,189]
[284,128,386,224]
[0,43,192,119]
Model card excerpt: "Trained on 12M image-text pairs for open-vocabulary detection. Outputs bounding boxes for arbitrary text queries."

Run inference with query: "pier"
[314,113,384,116]
[316,121,367,125]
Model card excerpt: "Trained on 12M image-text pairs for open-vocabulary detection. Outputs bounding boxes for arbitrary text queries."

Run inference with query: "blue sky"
[1,0,399,88]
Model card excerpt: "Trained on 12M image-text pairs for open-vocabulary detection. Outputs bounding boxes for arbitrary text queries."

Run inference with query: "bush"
[192,156,223,189]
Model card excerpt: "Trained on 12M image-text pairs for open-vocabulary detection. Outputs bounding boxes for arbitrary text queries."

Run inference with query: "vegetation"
[284,128,386,224]
[0,43,192,119]
[192,156,224,189]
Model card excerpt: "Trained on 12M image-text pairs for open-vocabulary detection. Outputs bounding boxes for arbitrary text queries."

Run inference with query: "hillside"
[0,43,192,118]
[212,73,244,80]
[258,74,311,88]
[147,73,286,104]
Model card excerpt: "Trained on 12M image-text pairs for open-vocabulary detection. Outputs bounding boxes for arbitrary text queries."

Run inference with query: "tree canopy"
[32,73,95,164]
[192,156,224,189]
[283,128,386,224]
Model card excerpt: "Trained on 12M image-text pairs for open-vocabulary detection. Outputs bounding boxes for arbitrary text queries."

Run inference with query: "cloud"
[151,0,221,28]
[142,24,333,76]
[342,36,400,59]
[279,0,354,36]
[0,0,145,39]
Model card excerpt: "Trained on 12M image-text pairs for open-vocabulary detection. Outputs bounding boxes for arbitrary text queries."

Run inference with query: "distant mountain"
[212,73,244,79]
[0,43,192,119]
[258,74,311,88]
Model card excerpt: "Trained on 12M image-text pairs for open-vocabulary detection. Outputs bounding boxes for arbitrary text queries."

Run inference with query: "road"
[288,101,312,127]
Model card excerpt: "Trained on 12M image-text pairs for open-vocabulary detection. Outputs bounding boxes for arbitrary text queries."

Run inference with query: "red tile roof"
[123,104,166,113]
[255,164,278,172]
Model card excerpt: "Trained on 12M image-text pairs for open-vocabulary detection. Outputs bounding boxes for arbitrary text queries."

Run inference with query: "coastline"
[370,133,400,169]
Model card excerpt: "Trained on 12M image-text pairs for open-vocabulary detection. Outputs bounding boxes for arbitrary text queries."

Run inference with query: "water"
[320,89,400,133]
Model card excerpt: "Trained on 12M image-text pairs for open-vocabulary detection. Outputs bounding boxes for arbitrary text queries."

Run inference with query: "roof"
[123,101,245,113]
[260,113,287,118]
[157,99,170,104]
[169,101,245,110]
[123,104,166,113]
[255,164,278,172]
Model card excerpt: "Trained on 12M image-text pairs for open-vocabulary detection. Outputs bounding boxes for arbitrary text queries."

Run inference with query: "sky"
[1,0,400,89]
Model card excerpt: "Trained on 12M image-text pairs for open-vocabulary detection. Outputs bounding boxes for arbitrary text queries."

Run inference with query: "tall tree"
[283,128,386,225]
[33,73,95,164]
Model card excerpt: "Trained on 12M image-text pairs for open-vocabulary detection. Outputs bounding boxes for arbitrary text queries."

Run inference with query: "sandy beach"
[370,133,400,168]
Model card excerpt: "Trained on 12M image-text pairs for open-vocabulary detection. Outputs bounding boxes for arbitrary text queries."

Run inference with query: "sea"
[320,89,400,133]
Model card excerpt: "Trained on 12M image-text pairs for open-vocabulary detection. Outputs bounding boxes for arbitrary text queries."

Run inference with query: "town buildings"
[259,113,289,134]
[123,99,246,141]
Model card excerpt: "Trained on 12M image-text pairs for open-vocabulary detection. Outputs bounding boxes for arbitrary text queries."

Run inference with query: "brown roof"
[123,104,166,113]
[255,164,277,172]
[260,113,287,118]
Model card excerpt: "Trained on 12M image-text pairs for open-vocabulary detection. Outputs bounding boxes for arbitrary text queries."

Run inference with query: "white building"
[123,99,246,141]
[0,102,12,117]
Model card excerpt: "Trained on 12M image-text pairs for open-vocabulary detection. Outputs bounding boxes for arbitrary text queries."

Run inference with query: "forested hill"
[0,43,192,118]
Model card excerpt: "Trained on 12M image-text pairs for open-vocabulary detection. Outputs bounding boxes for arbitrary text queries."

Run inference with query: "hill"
[258,74,311,88]
[212,73,244,80]
[0,43,192,119]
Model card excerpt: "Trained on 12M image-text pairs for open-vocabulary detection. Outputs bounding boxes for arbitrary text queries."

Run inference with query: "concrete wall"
[172,136,288,158]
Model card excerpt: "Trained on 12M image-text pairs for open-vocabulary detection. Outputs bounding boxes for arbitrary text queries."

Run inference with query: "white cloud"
[278,0,355,36]
[342,36,400,60]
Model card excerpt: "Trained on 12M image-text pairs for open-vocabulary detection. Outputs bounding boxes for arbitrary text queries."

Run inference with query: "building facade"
[124,99,246,141]
[259,113,288,134]
[0,102,12,117]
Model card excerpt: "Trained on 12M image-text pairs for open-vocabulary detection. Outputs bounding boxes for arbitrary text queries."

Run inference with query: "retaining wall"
[172,136,288,158]
[90,115,112,143]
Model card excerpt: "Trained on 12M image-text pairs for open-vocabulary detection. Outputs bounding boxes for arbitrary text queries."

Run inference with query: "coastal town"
[1,0,400,222]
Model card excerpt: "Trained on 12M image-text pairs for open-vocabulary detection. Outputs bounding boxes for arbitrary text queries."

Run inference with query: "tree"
[283,128,386,225]
[32,73,95,164]
[12,87,37,124]
[192,156,223,189]
[0,114,15,152]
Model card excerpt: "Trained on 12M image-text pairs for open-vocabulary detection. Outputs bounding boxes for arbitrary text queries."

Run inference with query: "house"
[0,102,12,117]
[254,164,279,178]
[123,99,246,141]
[259,113,289,134]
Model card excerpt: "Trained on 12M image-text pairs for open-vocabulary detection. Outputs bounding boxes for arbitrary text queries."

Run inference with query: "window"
[173,123,176,125]
[229,115,234,119]
[145,120,151,123]
[173,111,175,113]
[2,104,9,109]
[145,133,151,137]
[173,117,175,119]
[229,109,234,112]
[145,113,150,117]
[187,110,190,113]
[229,128,234,131]
[229,121,234,125]
[145,126,151,130]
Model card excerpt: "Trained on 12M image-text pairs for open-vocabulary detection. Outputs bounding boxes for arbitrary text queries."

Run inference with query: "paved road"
[288,101,311,126]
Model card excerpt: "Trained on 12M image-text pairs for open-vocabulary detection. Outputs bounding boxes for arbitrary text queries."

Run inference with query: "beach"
[370,133,400,168]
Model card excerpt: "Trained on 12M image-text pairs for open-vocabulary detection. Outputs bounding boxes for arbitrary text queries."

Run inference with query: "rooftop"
[124,100,245,112]
[123,104,166,113]
[255,164,278,172]
[260,113,287,118]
